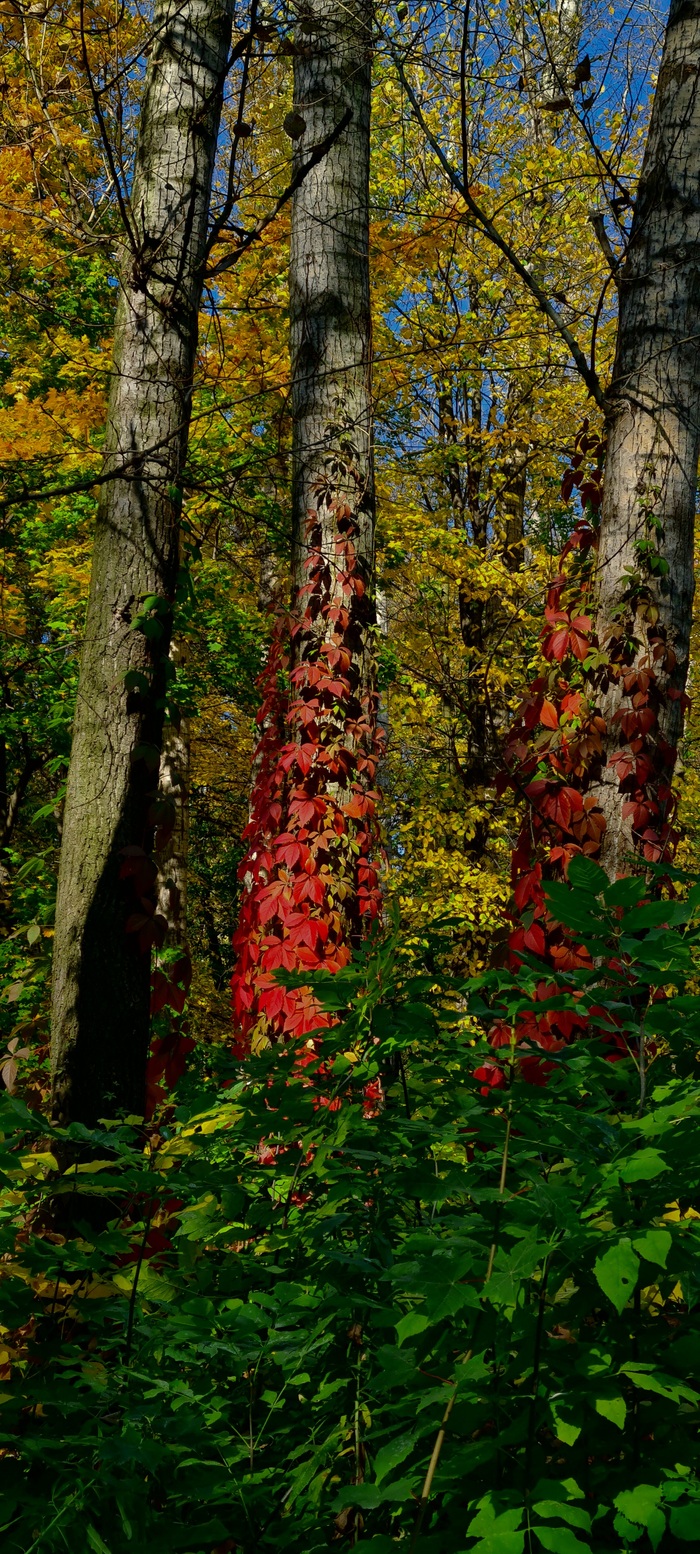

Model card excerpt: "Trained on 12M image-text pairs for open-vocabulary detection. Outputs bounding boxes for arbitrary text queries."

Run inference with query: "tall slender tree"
[289,0,376,839]
[51,0,237,1123]
[395,2,700,879]
[230,0,379,1050]
[593,0,700,874]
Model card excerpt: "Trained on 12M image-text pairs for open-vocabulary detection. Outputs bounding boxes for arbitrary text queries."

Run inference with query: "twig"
[206,110,353,280]
[390,48,605,408]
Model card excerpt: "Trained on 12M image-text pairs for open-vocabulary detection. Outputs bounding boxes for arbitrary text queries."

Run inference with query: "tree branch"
[205,108,353,280]
[391,48,605,408]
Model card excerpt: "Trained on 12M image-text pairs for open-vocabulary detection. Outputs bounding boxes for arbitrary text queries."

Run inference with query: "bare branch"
[390,44,605,408]
[206,108,353,280]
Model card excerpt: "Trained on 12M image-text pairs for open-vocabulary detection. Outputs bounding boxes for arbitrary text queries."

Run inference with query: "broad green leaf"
[614,1486,666,1551]
[594,1240,640,1313]
[647,996,700,1035]
[670,1504,700,1540]
[484,1236,545,1307]
[542,883,602,934]
[395,1310,430,1346]
[373,1431,417,1484]
[113,1267,176,1304]
[467,1498,524,1554]
[533,1527,590,1553]
[632,1229,672,1267]
[613,1513,644,1545]
[618,1149,669,1183]
[471,1535,525,1554]
[618,1363,698,1405]
[594,1394,626,1429]
[604,876,646,908]
[620,900,689,934]
[550,1402,581,1446]
[533,1501,591,1531]
[568,855,607,894]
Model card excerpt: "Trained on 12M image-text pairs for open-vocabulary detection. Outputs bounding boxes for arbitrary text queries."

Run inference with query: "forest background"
[2,0,671,1059]
[3,2,700,1552]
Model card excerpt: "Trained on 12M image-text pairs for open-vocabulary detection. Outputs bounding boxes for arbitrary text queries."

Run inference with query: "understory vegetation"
[3,862,700,1551]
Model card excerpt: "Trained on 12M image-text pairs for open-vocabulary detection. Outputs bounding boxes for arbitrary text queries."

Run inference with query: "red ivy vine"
[477,421,688,1093]
[230,484,383,1057]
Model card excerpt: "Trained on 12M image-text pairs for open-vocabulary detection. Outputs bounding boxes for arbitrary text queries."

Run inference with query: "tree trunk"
[290,0,375,664]
[51,0,233,1124]
[594,0,700,876]
[289,0,376,924]
[229,0,376,1051]
[156,714,190,947]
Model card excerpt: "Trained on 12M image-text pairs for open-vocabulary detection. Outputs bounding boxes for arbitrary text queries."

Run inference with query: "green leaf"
[542,883,602,934]
[620,900,689,934]
[594,1394,626,1429]
[533,1528,590,1553]
[471,1536,526,1554]
[613,1513,643,1544]
[533,1502,591,1531]
[614,1487,665,1552]
[395,1310,430,1345]
[550,1402,581,1446]
[604,876,646,908]
[373,1431,417,1484]
[632,1229,672,1268]
[594,1239,639,1313]
[567,855,607,894]
[87,1529,112,1554]
[670,1504,700,1540]
[618,1363,698,1405]
[646,995,700,1035]
[123,669,150,694]
[113,1267,176,1303]
[467,1498,524,1554]
[618,1148,669,1183]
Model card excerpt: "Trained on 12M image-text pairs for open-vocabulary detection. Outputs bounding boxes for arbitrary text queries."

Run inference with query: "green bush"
[1,857,700,1552]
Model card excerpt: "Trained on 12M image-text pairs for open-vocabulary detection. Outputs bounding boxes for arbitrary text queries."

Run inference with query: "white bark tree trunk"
[51,0,234,1122]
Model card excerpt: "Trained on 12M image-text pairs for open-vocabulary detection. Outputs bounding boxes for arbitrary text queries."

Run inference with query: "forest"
[2,0,700,1548]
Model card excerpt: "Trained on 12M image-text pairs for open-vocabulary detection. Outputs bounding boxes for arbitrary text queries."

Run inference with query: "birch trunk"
[594,0,700,876]
[51,0,233,1123]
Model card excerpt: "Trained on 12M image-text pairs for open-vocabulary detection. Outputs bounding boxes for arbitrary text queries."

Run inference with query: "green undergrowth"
[1,858,700,1551]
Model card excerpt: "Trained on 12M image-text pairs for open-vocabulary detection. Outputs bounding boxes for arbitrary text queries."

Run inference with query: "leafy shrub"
[1,858,700,1552]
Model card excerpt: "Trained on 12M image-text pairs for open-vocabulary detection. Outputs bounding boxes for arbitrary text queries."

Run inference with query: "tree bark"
[156,714,190,947]
[290,0,374,638]
[289,0,376,922]
[594,0,700,875]
[51,0,234,1123]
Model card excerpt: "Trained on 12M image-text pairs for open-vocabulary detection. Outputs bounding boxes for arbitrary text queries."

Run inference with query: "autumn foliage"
[475,424,688,1095]
[230,495,383,1054]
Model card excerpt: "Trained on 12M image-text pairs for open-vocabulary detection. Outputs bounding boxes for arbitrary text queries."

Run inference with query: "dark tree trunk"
[51,0,234,1123]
